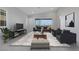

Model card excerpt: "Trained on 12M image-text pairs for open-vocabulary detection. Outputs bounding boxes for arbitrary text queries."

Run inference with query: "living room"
[0,7,79,51]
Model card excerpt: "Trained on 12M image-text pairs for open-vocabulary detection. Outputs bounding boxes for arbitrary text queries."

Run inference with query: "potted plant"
[0,28,10,43]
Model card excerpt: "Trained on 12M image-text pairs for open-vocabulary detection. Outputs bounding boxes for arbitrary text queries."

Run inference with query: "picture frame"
[65,12,75,27]
[0,9,6,26]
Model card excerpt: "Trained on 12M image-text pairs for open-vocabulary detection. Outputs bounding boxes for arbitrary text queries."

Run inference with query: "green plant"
[0,28,10,43]
[3,33,9,43]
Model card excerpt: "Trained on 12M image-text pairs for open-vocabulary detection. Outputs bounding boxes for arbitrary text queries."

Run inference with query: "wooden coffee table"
[34,34,47,39]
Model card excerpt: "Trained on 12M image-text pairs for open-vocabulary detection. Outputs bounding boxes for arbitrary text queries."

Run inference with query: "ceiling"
[17,7,59,16]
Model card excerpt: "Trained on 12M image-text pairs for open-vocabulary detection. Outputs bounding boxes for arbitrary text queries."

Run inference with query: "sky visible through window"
[35,19,53,26]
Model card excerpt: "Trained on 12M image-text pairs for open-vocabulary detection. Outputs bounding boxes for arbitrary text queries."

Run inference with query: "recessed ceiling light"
[32,11,34,14]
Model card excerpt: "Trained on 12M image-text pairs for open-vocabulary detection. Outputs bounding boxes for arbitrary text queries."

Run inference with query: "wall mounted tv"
[35,18,53,26]
[16,23,23,30]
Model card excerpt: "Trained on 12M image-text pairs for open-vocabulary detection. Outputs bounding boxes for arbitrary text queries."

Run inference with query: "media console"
[14,29,26,37]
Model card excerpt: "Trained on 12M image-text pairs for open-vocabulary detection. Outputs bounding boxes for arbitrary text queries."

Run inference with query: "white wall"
[57,7,79,46]
[0,7,27,36]
[27,11,60,32]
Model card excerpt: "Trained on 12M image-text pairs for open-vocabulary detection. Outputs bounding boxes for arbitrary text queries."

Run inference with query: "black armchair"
[52,28,62,37]
[33,27,41,32]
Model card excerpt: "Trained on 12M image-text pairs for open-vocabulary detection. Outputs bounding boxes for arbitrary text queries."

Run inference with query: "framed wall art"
[0,9,6,26]
[65,12,75,27]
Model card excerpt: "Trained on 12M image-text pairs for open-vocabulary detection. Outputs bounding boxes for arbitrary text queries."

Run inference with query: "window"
[35,18,53,26]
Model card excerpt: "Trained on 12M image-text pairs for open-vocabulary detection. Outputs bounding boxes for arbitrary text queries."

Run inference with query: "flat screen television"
[16,23,23,30]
